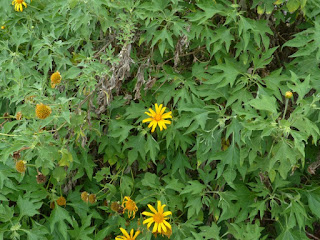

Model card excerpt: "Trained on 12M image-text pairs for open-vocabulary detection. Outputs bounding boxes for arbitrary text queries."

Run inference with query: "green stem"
[282,98,289,119]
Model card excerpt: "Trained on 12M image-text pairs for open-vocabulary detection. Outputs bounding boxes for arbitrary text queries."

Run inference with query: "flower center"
[154,114,162,121]
[16,0,23,3]
[153,213,164,223]
[126,200,136,211]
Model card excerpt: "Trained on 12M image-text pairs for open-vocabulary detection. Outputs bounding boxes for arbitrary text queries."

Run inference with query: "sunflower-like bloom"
[142,104,172,132]
[56,196,66,206]
[15,160,26,173]
[50,71,62,88]
[115,228,140,240]
[122,196,138,219]
[35,103,52,119]
[12,0,27,12]
[142,200,172,234]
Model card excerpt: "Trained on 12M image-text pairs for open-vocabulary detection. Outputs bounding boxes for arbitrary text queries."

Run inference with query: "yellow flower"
[285,91,293,99]
[56,196,66,206]
[122,196,138,219]
[153,227,172,239]
[142,200,172,234]
[50,71,62,88]
[15,160,26,173]
[12,0,27,12]
[35,103,52,119]
[81,191,89,203]
[115,228,140,240]
[1,26,5,30]
[88,194,96,204]
[142,104,172,132]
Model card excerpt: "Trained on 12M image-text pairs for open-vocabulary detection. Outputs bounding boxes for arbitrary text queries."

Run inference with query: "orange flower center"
[154,114,162,121]
[16,0,23,3]
[153,213,164,223]
[126,200,136,211]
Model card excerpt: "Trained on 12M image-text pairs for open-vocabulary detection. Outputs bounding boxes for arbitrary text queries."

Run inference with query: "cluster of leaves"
[1,0,320,239]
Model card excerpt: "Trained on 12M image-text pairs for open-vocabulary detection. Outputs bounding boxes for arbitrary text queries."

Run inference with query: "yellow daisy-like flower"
[115,228,140,240]
[142,104,172,132]
[12,0,27,12]
[142,200,172,234]
[50,71,62,88]
[35,103,52,119]
[122,196,138,219]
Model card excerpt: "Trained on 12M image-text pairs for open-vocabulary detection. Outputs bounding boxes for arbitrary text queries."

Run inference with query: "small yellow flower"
[115,228,140,240]
[1,26,5,30]
[16,111,22,120]
[81,191,89,203]
[285,91,293,99]
[12,0,27,12]
[35,103,52,119]
[142,200,172,234]
[122,196,138,219]
[50,71,62,88]
[88,194,96,204]
[142,104,172,132]
[15,160,26,173]
[56,196,66,206]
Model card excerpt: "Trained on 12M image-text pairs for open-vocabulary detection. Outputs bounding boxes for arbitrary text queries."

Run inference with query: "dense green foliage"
[1,0,320,239]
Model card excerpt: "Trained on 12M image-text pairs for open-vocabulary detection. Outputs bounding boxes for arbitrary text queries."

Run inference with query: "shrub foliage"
[1,0,320,239]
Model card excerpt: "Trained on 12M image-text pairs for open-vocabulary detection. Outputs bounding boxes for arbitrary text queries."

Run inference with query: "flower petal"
[157,201,162,212]
[163,211,172,216]
[120,228,130,238]
[143,217,154,224]
[152,222,158,233]
[163,120,171,125]
[145,111,153,117]
[163,220,172,229]
[130,229,134,237]
[160,106,166,115]
[147,204,158,214]
[133,230,140,239]
[142,118,153,123]
[151,122,157,132]
[142,211,154,217]
[158,222,162,233]
[149,108,156,116]
[162,112,172,119]
[147,220,153,229]
[161,223,167,232]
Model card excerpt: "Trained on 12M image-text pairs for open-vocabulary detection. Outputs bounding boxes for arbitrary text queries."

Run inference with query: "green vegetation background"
[1,0,320,239]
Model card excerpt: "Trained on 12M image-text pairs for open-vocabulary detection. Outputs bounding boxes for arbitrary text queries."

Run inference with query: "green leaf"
[58,148,73,167]
[248,94,277,113]
[17,196,42,218]
[49,205,73,240]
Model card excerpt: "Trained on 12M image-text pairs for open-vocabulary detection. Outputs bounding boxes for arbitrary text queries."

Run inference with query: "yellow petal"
[147,220,153,229]
[158,121,163,131]
[120,228,130,238]
[157,222,162,233]
[152,223,158,233]
[145,111,152,117]
[142,118,153,123]
[163,211,172,216]
[163,220,172,229]
[143,217,154,224]
[163,123,168,129]
[149,108,156,116]
[160,106,166,115]
[151,122,157,132]
[155,103,159,113]
[157,201,162,212]
[147,121,154,129]
[163,120,171,125]
[158,104,163,113]
[23,2,27,7]
[162,112,172,119]
[161,223,167,232]
[133,230,140,239]
[147,204,158,214]
[130,229,134,237]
